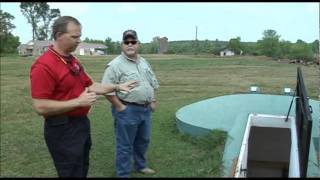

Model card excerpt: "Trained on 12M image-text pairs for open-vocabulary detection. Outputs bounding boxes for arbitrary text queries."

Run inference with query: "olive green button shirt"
[101,52,159,104]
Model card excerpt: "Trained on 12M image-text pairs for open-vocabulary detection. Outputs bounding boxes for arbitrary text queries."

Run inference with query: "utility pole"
[194,26,198,55]
[195,26,198,41]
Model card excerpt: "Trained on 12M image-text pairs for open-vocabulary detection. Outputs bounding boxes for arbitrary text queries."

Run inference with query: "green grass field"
[0,54,318,177]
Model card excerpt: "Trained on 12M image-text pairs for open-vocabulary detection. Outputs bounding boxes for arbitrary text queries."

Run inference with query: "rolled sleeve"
[146,64,160,90]
[102,64,117,96]
[151,71,160,90]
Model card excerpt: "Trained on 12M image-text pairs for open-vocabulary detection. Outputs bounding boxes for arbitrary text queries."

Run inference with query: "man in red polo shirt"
[30,16,136,177]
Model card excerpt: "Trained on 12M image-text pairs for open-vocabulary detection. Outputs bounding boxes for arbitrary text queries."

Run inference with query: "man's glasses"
[123,40,138,45]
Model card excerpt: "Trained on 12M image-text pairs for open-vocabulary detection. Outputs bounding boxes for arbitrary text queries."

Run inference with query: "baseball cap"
[123,29,138,40]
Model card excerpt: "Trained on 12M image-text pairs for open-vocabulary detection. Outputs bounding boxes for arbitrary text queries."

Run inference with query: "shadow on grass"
[176,129,228,176]
[178,130,227,151]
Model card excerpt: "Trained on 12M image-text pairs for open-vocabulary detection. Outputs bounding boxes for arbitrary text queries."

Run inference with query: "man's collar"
[48,45,74,63]
[121,52,140,62]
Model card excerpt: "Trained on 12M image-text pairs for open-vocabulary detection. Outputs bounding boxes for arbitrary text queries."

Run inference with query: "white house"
[18,40,52,56]
[220,48,235,56]
[18,40,107,56]
[74,42,107,56]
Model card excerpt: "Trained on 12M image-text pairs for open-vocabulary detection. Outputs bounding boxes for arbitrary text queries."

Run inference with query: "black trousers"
[44,115,91,177]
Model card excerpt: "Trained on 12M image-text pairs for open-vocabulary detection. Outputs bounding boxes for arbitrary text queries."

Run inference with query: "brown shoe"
[138,167,156,174]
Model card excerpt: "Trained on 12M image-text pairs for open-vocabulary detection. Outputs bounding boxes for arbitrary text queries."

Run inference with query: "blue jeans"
[111,104,151,178]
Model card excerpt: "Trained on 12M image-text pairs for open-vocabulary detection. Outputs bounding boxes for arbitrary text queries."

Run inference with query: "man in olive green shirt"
[102,30,159,178]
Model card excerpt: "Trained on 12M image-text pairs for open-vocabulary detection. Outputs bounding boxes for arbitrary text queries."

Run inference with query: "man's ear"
[55,32,63,39]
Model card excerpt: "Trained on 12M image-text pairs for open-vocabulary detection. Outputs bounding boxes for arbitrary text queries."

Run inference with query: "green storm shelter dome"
[176,67,319,177]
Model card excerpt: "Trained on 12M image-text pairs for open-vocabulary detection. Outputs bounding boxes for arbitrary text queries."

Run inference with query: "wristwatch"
[115,84,120,92]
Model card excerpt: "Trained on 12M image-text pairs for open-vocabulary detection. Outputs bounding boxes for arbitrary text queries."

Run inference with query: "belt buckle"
[141,101,150,107]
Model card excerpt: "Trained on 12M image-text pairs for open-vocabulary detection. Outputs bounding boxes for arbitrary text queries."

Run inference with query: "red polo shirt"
[30,46,93,117]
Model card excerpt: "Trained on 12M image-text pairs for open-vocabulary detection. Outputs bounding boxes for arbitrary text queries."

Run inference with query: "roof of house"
[77,42,107,49]
[27,40,53,47]
[220,48,234,52]
[20,40,107,49]
[17,44,31,49]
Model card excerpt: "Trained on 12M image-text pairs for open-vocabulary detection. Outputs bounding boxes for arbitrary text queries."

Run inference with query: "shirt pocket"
[144,68,158,87]
[120,71,139,83]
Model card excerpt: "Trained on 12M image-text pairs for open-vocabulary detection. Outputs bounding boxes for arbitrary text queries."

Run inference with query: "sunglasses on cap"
[123,40,138,45]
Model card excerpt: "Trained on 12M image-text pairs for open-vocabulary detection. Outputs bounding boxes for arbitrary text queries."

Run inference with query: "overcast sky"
[1,2,319,44]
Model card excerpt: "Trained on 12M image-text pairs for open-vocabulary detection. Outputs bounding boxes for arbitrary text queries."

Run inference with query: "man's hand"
[31,88,97,117]
[77,87,97,107]
[116,104,127,112]
[150,101,157,112]
[118,80,138,92]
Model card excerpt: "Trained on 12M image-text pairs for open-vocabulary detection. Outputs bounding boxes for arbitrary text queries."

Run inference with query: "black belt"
[120,100,150,107]
[45,115,87,126]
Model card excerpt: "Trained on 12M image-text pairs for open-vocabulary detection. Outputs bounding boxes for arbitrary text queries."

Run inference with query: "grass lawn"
[0,54,318,177]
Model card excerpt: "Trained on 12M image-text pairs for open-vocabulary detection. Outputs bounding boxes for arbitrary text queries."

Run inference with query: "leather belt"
[120,100,150,107]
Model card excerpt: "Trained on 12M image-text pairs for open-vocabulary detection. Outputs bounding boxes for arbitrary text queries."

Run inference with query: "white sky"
[1,2,319,44]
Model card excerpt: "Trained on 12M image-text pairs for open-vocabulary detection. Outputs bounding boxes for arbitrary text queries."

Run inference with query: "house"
[17,44,33,56]
[74,42,107,56]
[18,40,51,56]
[18,40,107,56]
[220,48,235,56]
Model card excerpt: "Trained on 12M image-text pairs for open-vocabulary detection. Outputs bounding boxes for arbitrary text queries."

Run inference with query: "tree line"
[0,3,319,62]
[1,2,60,54]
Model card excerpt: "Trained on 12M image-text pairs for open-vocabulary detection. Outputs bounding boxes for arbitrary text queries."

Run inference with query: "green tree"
[311,39,319,54]
[0,10,20,54]
[83,37,90,42]
[82,37,104,44]
[0,34,20,54]
[38,5,60,40]
[20,2,41,40]
[279,40,292,59]
[241,42,259,56]
[0,10,15,35]
[192,39,199,55]
[20,2,60,40]
[114,41,121,54]
[213,41,225,55]
[202,39,213,53]
[289,40,314,62]
[258,29,281,59]
[228,37,242,55]
[104,37,115,54]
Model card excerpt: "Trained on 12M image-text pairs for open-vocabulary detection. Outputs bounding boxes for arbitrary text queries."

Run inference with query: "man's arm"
[151,91,157,112]
[88,81,137,95]
[88,82,117,95]
[32,88,97,116]
[105,95,126,112]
